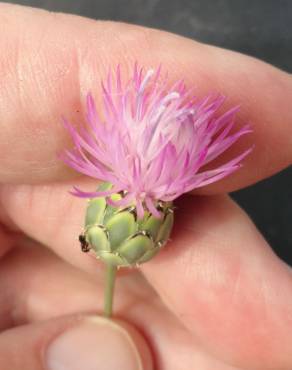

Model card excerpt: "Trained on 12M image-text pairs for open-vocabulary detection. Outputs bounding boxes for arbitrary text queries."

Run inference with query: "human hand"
[0,3,291,370]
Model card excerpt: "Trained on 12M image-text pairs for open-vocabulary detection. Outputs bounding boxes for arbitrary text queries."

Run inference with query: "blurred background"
[4,0,292,264]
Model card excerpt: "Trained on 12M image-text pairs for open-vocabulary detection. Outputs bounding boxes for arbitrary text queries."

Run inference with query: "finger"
[2,181,292,369]
[0,4,291,192]
[0,240,102,330]
[142,194,292,370]
[0,314,152,370]
[0,181,107,274]
[0,242,241,370]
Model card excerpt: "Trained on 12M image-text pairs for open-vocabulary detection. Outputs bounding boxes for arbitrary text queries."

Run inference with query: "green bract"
[80,182,174,267]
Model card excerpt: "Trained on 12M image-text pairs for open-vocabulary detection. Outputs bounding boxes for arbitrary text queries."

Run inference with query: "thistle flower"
[64,65,251,218]
[62,64,252,316]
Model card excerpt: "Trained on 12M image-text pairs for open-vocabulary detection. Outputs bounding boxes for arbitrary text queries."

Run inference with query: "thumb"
[0,315,153,370]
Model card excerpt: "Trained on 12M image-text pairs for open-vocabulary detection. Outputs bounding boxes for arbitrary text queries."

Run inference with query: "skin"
[0,3,291,369]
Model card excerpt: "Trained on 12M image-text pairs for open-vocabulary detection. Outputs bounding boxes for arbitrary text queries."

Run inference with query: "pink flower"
[63,65,252,219]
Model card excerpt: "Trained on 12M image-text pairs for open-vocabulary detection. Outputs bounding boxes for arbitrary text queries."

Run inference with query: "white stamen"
[160,91,180,105]
[139,69,155,93]
[135,69,155,121]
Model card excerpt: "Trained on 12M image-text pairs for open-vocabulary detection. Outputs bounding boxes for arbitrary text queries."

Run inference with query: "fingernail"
[46,317,143,370]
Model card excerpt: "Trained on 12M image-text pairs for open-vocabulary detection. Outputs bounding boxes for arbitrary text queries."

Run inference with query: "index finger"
[0,3,291,192]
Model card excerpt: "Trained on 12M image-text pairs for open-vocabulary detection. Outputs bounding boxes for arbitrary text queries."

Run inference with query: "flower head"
[63,65,252,219]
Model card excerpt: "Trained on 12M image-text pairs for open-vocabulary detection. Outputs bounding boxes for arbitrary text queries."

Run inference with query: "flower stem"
[103,263,117,317]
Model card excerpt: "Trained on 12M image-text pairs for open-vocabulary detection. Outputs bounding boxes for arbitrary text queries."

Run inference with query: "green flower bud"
[79,182,174,267]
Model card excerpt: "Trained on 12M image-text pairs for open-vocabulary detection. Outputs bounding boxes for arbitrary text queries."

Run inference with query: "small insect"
[79,234,91,253]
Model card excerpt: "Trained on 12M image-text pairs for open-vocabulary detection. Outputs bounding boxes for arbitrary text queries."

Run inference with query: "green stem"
[103,263,117,317]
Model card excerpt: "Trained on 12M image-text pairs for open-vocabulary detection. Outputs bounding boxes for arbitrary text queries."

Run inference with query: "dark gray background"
[4,0,292,264]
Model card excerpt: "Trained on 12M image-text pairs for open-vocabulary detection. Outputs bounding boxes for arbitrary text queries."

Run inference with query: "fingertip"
[0,314,154,370]
[46,316,153,370]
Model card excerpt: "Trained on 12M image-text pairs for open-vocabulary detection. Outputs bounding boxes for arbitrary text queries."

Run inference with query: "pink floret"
[63,64,252,218]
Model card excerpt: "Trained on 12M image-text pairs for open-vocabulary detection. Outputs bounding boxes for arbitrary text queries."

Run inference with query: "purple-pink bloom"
[63,65,252,219]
